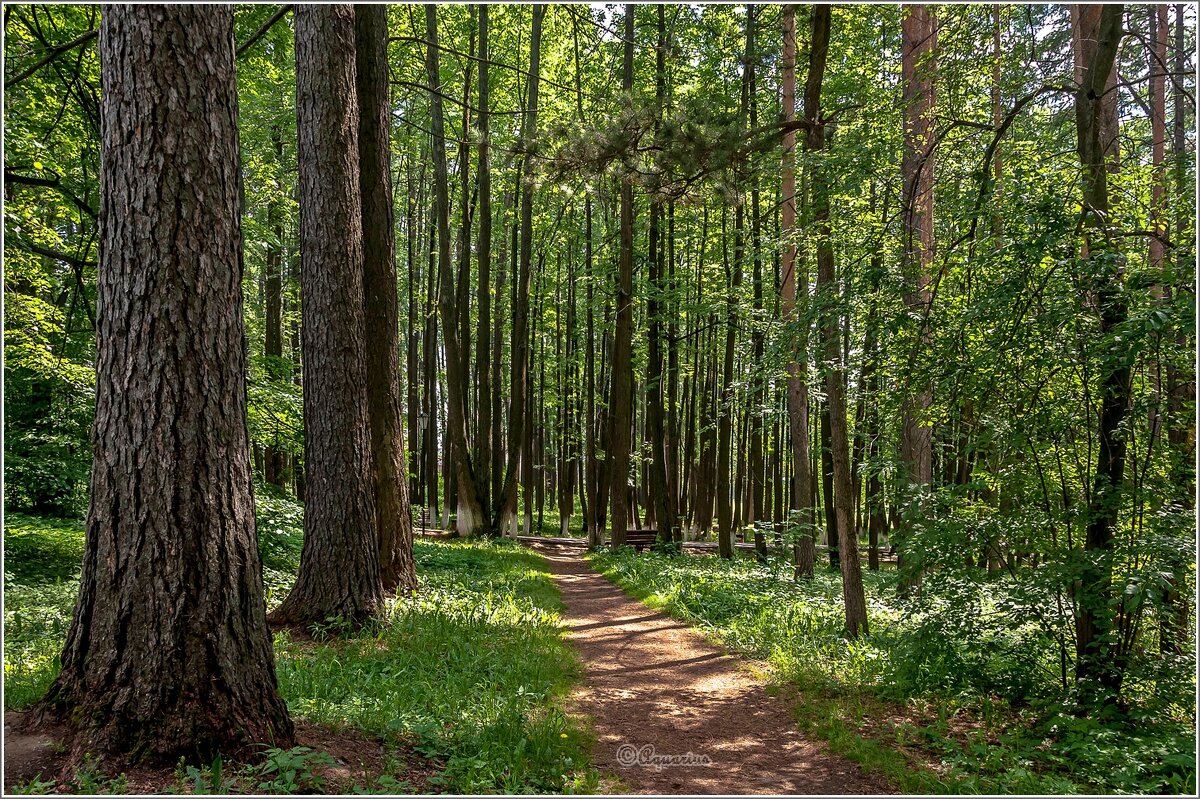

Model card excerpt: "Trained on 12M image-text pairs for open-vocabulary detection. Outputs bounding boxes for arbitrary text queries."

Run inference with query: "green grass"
[3,501,598,794]
[589,547,1196,795]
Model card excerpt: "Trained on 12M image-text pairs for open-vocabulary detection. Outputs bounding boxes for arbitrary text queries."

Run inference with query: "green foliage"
[65,755,128,795]
[254,746,337,793]
[7,775,55,795]
[276,535,595,793]
[3,507,596,793]
[591,547,1197,795]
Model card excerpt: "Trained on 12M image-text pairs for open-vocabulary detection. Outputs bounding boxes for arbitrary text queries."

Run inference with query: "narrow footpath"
[535,544,894,795]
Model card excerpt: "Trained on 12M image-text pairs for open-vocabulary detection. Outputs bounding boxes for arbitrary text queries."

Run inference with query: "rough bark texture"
[356,4,415,592]
[272,4,383,627]
[609,3,637,548]
[41,4,294,761]
[1071,5,1122,174]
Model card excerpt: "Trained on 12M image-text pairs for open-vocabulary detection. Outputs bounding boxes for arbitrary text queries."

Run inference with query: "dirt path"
[537,545,893,795]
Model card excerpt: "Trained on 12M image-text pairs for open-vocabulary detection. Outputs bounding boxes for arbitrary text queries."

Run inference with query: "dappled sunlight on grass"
[3,508,598,794]
[589,547,1196,795]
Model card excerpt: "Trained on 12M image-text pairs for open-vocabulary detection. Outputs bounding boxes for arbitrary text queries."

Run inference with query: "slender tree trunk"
[609,3,637,547]
[406,163,422,504]
[899,3,937,593]
[475,4,493,519]
[356,4,415,592]
[1073,3,1128,705]
[264,125,287,489]
[425,5,488,537]
[716,203,741,559]
[498,4,544,534]
[746,4,767,561]
[42,4,295,759]
[646,4,676,547]
[782,4,815,578]
[492,182,514,524]
[807,4,868,637]
[423,203,440,521]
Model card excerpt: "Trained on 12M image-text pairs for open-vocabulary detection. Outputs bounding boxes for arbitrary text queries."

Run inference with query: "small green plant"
[8,775,56,795]
[351,774,413,794]
[254,746,336,793]
[183,755,235,795]
[66,754,128,795]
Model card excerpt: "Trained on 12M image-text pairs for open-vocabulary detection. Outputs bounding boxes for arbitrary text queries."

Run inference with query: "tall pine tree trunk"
[498,4,544,535]
[273,4,384,628]
[807,3,869,637]
[356,4,415,592]
[475,5,493,520]
[42,4,295,761]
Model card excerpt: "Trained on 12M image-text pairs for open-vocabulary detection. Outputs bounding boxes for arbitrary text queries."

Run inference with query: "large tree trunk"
[609,3,637,548]
[42,4,295,761]
[1072,3,1129,705]
[899,3,937,593]
[272,4,384,628]
[426,5,488,537]
[356,4,415,593]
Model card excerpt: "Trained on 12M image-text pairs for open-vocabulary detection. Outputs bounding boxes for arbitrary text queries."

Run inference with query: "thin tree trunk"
[646,3,676,547]
[899,3,937,593]
[426,5,487,537]
[1073,3,1128,705]
[609,3,637,547]
[716,204,740,559]
[356,4,414,592]
[808,3,868,637]
[475,4,493,518]
[746,4,767,561]
[782,5,815,578]
[498,4,544,534]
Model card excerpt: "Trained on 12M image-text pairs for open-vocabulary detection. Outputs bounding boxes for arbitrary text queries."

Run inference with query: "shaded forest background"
[3,2,1197,792]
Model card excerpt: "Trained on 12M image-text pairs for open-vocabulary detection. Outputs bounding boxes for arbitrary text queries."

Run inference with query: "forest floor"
[3,713,435,794]
[534,542,894,795]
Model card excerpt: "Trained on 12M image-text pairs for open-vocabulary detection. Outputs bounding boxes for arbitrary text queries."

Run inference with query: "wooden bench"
[611,528,659,552]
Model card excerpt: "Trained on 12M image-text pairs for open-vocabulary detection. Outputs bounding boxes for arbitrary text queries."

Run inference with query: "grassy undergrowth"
[589,547,1196,795]
[4,498,597,794]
